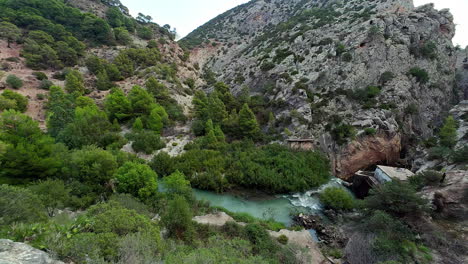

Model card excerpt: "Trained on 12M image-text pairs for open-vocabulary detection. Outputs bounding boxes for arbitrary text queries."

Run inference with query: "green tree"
[0,110,63,179]
[29,179,71,216]
[150,152,175,177]
[0,21,21,48]
[146,76,169,100]
[114,27,132,45]
[439,116,458,148]
[146,104,168,133]
[364,180,429,217]
[163,170,192,201]
[132,117,144,131]
[66,146,118,189]
[319,187,355,210]
[58,105,123,149]
[129,86,155,116]
[0,185,47,225]
[207,93,227,124]
[239,103,260,139]
[65,70,85,95]
[104,88,132,121]
[128,130,165,154]
[96,70,112,91]
[114,162,158,200]
[0,90,28,112]
[162,195,195,242]
[6,75,23,89]
[46,86,75,137]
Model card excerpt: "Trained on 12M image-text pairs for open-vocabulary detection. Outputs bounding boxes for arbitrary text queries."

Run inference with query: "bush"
[0,185,47,225]
[277,234,289,245]
[150,152,175,176]
[162,195,195,242]
[114,162,158,200]
[127,130,165,154]
[364,127,377,135]
[408,170,443,190]
[452,146,468,163]
[32,71,48,80]
[364,180,429,217]
[6,74,23,89]
[409,67,429,84]
[380,71,394,84]
[320,187,355,210]
[260,61,275,71]
[29,179,71,216]
[342,52,352,62]
[0,90,28,112]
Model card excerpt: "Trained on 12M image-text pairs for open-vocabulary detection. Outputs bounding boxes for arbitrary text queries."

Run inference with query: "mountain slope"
[183,0,462,178]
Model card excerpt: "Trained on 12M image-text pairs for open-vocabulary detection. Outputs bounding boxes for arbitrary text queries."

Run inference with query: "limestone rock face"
[0,239,64,264]
[420,170,468,220]
[183,0,462,178]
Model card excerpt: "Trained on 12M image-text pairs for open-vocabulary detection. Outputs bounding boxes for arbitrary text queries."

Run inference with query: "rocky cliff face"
[183,0,462,178]
[0,239,64,264]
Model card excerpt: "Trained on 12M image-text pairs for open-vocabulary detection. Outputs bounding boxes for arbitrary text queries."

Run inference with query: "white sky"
[121,0,467,47]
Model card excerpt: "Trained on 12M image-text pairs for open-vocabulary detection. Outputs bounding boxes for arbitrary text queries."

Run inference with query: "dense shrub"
[162,195,195,242]
[364,180,429,217]
[29,179,71,216]
[114,162,158,200]
[320,187,355,210]
[0,90,28,112]
[409,67,429,84]
[408,170,443,190]
[6,74,23,89]
[0,185,47,225]
[127,130,165,154]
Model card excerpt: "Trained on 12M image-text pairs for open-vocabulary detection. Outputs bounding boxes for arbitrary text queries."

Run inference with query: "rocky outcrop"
[0,239,63,264]
[323,132,402,180]
[183,0,461,179]
[420,170,468,220]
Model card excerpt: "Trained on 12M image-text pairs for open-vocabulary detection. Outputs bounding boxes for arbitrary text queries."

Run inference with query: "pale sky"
[121,0,467,46]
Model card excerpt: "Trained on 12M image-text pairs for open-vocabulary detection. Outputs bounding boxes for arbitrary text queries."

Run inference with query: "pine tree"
[214,125,225,142]
[96,70,112,91]
[147,108,163,134]
[439,116,458,148]
[0,22,21,48]
[207,93,227,124]
[65,70,85,95]
[239,103,260,139]
[104,88,132,121]
[146,76,169,100]
[133,117,144,132]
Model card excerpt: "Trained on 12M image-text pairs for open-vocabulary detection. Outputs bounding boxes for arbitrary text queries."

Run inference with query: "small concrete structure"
[374,165,414,183]
[287,139,314,151]
[352,166,414,198]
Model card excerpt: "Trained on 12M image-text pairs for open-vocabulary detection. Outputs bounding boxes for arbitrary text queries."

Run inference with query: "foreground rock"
[0,239,63,264]
[193,213,328,264]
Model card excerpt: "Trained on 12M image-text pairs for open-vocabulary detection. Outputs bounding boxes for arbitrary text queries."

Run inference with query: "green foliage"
[46,86,75,137]
[349,86,381,108]
[114,162,158,200]
[380,71,394,85]
[364,180,429,217]
[320,187,355,210]
[409,67,429,84]
[129,85,156,115]
[331,123,356,145]
[277,234,288,245]
[162,195,195,242]
[150,152,175,176]
[420,41,438,60]
[114,27,132,45]
[104,87,132,122]
[408,170,443,190]
[65,70,85,95]
[0,110,63,179]
[6,74,23,89]
[0,21,20,47]
[0,185,47,225]
[0,90,28,112]
[364,127,377,135]
[29,179,71,216]
[176,142,330,194]
[96,70,113,91]
[260,61,275,71]
[452,146,468,163]
[147,104,168,133]
[239,103,260,139]
[65,146,118,190]
[127,130,165,154]
[32,71,48,80]
[438,116,458,148]
[58,105,125,149]
[163,170,192,201]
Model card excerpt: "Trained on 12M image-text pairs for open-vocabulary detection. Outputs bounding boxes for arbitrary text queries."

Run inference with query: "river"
[192,178,345,226]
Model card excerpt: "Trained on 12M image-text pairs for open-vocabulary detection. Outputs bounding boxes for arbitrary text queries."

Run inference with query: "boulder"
[0,239,64,264]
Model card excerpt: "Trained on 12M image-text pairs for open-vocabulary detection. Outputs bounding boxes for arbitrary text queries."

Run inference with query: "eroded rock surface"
[0,239,63,264]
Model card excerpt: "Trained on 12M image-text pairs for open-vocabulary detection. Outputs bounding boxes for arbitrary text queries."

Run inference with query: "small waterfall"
[282,178,346,212]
